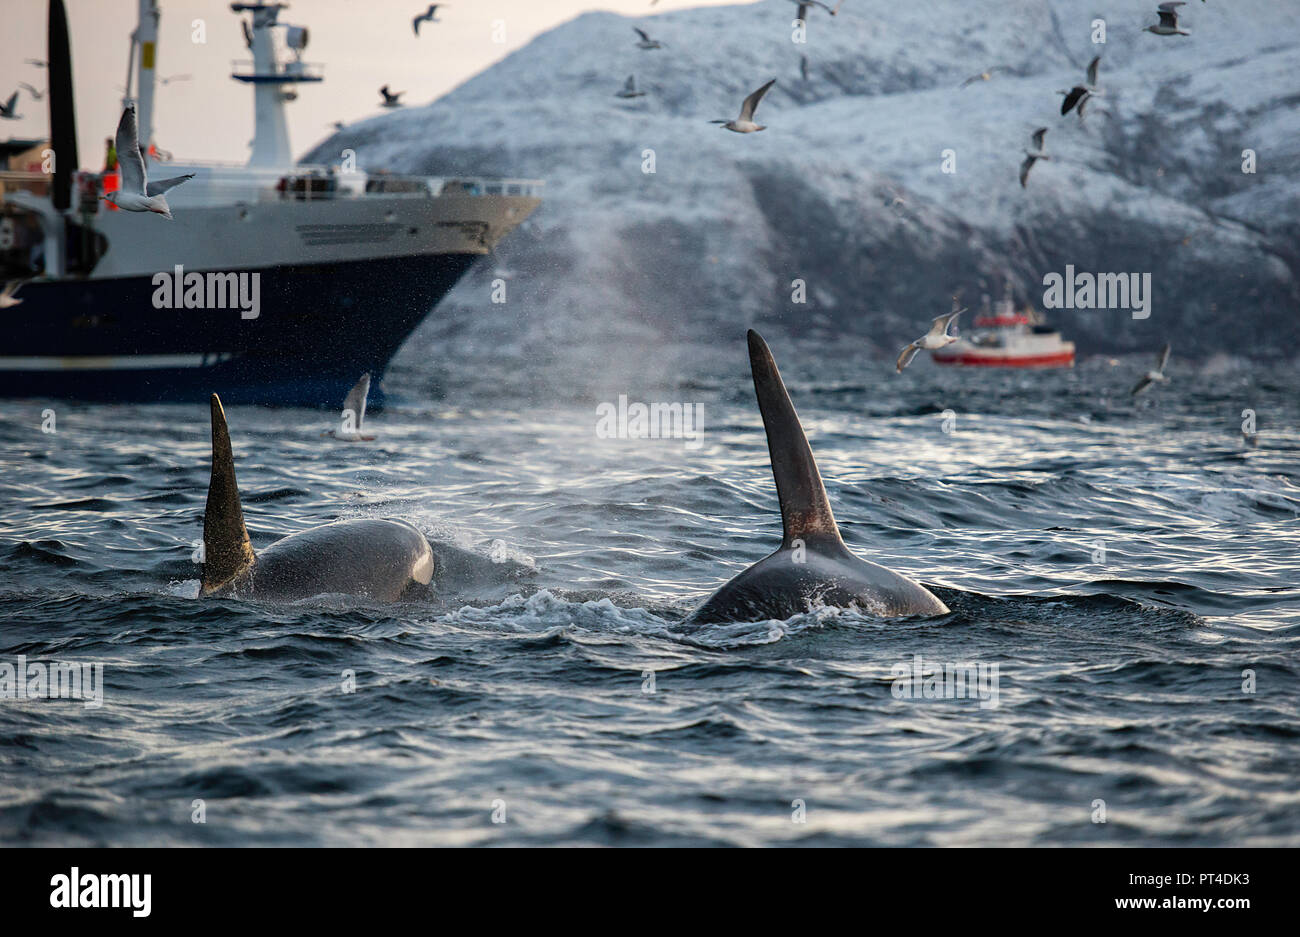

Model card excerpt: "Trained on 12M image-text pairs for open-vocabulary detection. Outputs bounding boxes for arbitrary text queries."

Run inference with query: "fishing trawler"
[0,0,541,405]
[930,291,1075,369]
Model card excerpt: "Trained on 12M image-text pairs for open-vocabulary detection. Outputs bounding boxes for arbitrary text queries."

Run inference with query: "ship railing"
[64,166,541,211]
[229,59,325,83]
[0,170,51,200]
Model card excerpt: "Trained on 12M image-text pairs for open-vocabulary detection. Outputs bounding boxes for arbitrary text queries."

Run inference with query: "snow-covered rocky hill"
[305,0,1300,364]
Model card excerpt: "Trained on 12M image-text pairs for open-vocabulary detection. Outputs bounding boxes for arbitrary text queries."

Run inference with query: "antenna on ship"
[118,1,161,162]
[230,3,321,168]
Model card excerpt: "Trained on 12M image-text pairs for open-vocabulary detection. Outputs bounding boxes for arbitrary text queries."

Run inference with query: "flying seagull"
[379,85,405,108]
[710,78,777,133]
[102,104,194,219]
[616,75,646,99]
[1060,55,1100,117]
[18,82,44,101]
[1131,343,1172,396]
[158,74,192,86]
[0,279,28,310]
[1146,2,1190,36]
[0,91,21,120]
[1019,127,1050,187]
[960,66,1010,88]
[896,302,964,372]
[787,0,841,19]
[413,4,444,36]
[327,374,376,442]
[633,27,663,50]
[24,59,47,68]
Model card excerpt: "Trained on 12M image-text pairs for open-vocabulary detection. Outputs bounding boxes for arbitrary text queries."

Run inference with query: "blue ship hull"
[0,254,478,406]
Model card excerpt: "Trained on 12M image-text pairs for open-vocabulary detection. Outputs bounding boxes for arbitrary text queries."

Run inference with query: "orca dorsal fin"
[341,372,370,433]
[200,394,255,595]
[747,330,845,551]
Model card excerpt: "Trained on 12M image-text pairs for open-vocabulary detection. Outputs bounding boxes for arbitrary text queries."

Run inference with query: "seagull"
[24,59,47,68]
[0,91,21,120]
[633,27,663,50]
[616,75,646,99]
[710,78,777,133]
[1019,127,1050,187]
[158,74,192,86]
[326,374,376,442]
[412,4,444,36]
[18,82,44,101]
[1146,2,1190,36]
[787,0,840,20]
[896,302,964,372]
[1131,343,1171,396]
[1060,56,1100,117]
[101,104,194,220]
[329,120,346,131]
[0,279,28,309]
[379,85,404,108]
[960,66,1010,88]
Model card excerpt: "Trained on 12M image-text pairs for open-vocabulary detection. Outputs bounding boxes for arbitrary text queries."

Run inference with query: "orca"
[200,394,434,602]
[688,331,950,624]
[324,373,376,442]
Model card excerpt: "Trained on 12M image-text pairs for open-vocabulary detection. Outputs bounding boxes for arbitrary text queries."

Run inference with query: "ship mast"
[134,0,160,157]
[116,1,160,157]
[231,2,321,168]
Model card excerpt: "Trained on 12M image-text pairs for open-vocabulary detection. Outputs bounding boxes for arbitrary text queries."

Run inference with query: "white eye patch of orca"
[200,394,434,603]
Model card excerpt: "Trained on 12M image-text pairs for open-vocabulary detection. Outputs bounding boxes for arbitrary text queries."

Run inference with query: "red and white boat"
[930,294,1075,368]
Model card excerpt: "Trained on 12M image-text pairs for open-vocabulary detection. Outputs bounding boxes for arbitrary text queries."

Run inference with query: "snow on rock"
[305,0,1300,365]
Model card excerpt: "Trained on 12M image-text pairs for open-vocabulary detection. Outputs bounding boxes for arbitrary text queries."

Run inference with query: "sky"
[1,0,747,169]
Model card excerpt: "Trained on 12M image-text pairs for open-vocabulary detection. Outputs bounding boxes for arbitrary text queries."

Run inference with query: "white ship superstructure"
[931,290,1075,369]
[0,0,542,405]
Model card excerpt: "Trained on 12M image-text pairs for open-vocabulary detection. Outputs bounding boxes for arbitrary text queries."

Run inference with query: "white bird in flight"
[102,104,194,219]
[413,4,445,36]
[1131,343,1171,396]
[1146,2,1190,37]
[787,0,843,20]
[0,91,22,120]
[1060,56,1100,117]
[616,75,646,99]
[961,66,1010,88]
[633,27,664,50]
[18,82,44,101]
[1019,127,1050,187]
[327,374,377,442]
[896,302,964,372]
[711,78,777,133]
